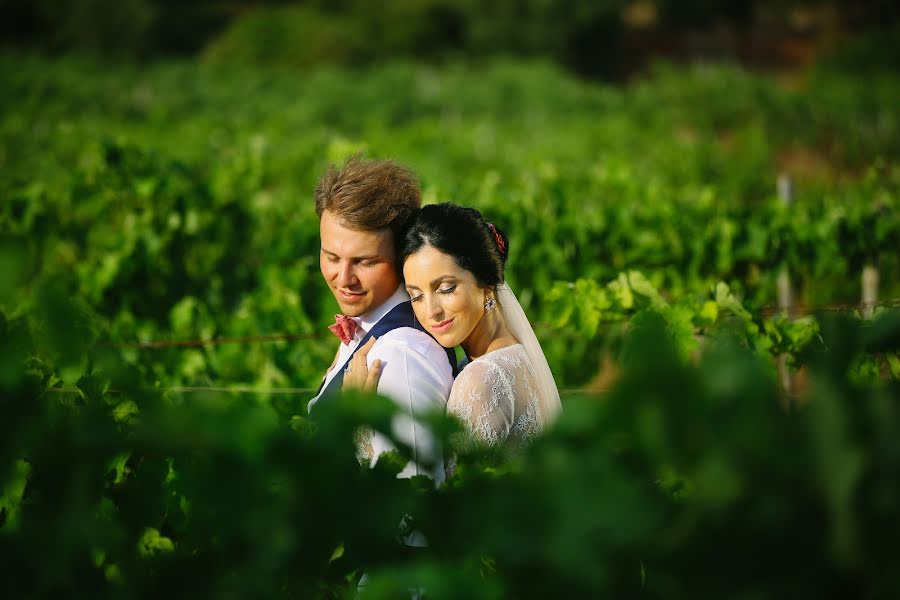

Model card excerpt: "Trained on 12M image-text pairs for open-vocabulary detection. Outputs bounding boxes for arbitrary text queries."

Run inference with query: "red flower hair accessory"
[488,223,506,255]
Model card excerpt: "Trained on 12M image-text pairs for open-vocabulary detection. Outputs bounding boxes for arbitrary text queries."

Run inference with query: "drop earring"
[484,297,496,312]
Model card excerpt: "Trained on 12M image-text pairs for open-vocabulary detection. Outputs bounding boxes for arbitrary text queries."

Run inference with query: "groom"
[307,156,456,481]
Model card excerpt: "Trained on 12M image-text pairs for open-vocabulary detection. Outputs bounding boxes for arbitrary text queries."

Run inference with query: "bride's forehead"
[404,245,472,278]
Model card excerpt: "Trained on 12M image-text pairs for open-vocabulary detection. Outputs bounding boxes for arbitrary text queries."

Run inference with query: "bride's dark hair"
[398,203,509,287]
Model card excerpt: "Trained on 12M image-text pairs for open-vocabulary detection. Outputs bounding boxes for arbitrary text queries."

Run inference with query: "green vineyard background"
[1,52,899,597]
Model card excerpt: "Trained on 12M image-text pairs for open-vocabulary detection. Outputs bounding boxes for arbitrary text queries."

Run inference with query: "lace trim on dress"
[446,344,544,448]
[355,426,376,466]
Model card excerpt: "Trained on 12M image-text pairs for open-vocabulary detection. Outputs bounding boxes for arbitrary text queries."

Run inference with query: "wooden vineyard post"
[776,174,795,408]
[862,264,879,319]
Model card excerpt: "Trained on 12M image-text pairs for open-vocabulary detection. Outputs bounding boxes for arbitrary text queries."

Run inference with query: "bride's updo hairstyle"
[398,203,509,287]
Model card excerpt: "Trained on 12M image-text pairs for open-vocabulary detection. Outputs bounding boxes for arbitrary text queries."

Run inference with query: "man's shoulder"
[375,327,448,358]
[371,328,456,387]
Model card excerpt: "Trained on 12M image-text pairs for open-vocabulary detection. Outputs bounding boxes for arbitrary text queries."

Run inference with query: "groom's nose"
[336,261,358,287]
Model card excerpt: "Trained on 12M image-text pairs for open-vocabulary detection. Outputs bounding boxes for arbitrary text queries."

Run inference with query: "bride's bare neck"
[461,308,518,360]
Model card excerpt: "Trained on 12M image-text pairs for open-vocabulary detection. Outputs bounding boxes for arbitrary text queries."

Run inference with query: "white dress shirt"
[308,286,454,481]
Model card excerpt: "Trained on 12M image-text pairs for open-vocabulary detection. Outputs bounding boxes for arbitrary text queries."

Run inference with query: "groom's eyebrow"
[321,247,379,261]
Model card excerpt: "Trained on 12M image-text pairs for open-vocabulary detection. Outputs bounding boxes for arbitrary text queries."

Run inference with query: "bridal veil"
[496,283,562,424]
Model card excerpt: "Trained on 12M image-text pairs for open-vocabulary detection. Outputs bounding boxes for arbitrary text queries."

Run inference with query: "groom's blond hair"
[314,155,421,238]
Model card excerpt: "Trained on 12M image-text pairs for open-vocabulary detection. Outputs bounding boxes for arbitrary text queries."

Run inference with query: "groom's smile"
[337,289,365,301]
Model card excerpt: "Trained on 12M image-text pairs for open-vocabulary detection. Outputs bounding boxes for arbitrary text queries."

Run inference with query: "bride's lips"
[430,318,454,333]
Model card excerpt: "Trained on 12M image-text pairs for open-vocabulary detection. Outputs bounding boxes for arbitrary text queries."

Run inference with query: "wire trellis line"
[114,333,323,349]
[107,299,900,349]
[757,298,900,317]
[46,385,602,397]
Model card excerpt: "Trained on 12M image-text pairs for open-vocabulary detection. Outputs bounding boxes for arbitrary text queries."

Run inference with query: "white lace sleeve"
[446,359,516,446]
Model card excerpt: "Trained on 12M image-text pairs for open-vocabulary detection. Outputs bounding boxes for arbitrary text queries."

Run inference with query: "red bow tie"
[328,314,358,345]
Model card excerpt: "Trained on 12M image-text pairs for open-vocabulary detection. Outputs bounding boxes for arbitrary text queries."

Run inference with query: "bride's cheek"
[412,304,426,321]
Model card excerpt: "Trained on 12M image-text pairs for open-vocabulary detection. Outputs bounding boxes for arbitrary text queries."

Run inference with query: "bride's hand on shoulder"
[342,337,383,393]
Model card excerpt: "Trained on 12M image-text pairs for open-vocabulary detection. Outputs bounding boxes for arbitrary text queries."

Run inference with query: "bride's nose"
[427,295,443,321]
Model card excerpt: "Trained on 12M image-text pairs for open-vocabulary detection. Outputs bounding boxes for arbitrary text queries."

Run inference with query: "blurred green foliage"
[203,0,625,76]
[0,0,232,56]
[815,23,900,75]
[3,1,898,77]
[2,294,899,597]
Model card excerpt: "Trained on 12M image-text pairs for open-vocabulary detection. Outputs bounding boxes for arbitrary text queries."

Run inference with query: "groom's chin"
[334,293,368,316]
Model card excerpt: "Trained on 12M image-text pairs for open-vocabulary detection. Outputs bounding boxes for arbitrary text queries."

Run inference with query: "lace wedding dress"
[447,344,543,446]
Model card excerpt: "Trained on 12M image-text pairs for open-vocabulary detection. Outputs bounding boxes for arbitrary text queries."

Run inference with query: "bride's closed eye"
[407,283,456,303]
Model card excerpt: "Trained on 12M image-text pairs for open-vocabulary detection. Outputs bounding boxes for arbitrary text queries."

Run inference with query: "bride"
[344,203,561,447]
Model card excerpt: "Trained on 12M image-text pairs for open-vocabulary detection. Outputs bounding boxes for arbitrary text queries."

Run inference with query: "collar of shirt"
[350,285,409,343]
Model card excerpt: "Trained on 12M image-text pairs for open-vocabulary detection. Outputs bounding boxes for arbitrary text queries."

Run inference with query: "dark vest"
[314,301,458,403]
